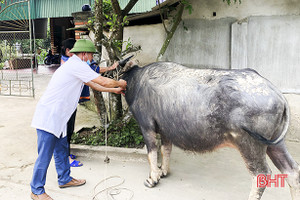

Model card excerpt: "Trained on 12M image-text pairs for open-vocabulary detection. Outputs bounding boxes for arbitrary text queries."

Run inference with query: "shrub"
[71,117,144,148]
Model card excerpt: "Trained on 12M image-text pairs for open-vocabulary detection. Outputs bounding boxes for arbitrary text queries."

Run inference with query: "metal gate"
[0,0,34,97]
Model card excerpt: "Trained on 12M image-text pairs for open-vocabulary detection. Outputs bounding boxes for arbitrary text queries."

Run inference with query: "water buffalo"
[121,61,300,200]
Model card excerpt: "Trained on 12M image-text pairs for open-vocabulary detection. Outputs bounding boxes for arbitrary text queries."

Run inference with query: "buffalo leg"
[160,135,172,177]
[237,141,271,200]
[142,128,161,188]
[267,141,300,200]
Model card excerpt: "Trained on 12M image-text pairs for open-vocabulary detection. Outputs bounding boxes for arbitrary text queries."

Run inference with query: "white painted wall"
[232,16,300,93]
[123,23,166,65]
[186,0,300,20]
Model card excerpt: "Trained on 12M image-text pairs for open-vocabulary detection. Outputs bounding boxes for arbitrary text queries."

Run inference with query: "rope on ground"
[92,176,134,200]
[92,109,134,200]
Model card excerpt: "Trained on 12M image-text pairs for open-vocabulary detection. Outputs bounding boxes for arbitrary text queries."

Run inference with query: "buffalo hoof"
[160,168,169,178]
[160,172,169,178]
[144,178,158,188]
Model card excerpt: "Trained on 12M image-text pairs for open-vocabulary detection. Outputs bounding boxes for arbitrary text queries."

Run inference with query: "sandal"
[70,154,76,159]
[70,160,83,167]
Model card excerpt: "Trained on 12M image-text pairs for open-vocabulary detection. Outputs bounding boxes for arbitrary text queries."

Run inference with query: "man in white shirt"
[30,39,127,200]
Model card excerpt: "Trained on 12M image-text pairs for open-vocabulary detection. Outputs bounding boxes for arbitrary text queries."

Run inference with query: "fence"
[0,0,34,97]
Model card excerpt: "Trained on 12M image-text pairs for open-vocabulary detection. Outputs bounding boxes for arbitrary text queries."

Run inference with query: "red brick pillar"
[72,11,93,40]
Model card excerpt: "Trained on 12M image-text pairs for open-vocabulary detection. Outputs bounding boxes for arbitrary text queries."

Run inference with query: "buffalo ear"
[123,59,140,72]
[119,59,140,77]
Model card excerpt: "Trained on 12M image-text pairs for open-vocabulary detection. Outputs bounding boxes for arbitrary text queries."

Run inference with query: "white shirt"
[31,55,99,138]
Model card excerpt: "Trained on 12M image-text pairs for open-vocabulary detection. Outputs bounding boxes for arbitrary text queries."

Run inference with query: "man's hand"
[118,79,127,90]
[108,62,119,71]
[86,81,125,95]
[113,87,125,95]
[92,76,126,89]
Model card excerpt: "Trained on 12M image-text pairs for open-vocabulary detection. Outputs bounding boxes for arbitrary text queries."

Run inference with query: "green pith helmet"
[69,39,97,53]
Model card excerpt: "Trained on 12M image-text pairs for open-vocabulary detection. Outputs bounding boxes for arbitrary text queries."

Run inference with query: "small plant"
[37,49,47,64]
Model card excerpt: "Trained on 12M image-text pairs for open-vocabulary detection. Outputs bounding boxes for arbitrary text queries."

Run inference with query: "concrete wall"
[232,16,300,93]
[163,18,235,68]
[185,0,300,20]
[123,23,165,65]
[285,94,300,142]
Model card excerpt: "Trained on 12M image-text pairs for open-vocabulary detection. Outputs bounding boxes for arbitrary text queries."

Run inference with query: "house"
[0,0,93,54]
[0,0,91,96]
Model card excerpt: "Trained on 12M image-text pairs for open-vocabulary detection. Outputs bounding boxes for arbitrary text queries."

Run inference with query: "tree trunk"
[94,0,104,53]
[156,3,184,61]
[108,93,123,120]
[106,0,125,121]
[93,0,107,124]
[92,90,108,124]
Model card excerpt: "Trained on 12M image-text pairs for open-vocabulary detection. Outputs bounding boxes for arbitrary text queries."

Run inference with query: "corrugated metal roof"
[31,0,93,19]
[119,0,156,13]
[0,0,155,21]
[0,0,30,21]
[0,0,93,20]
